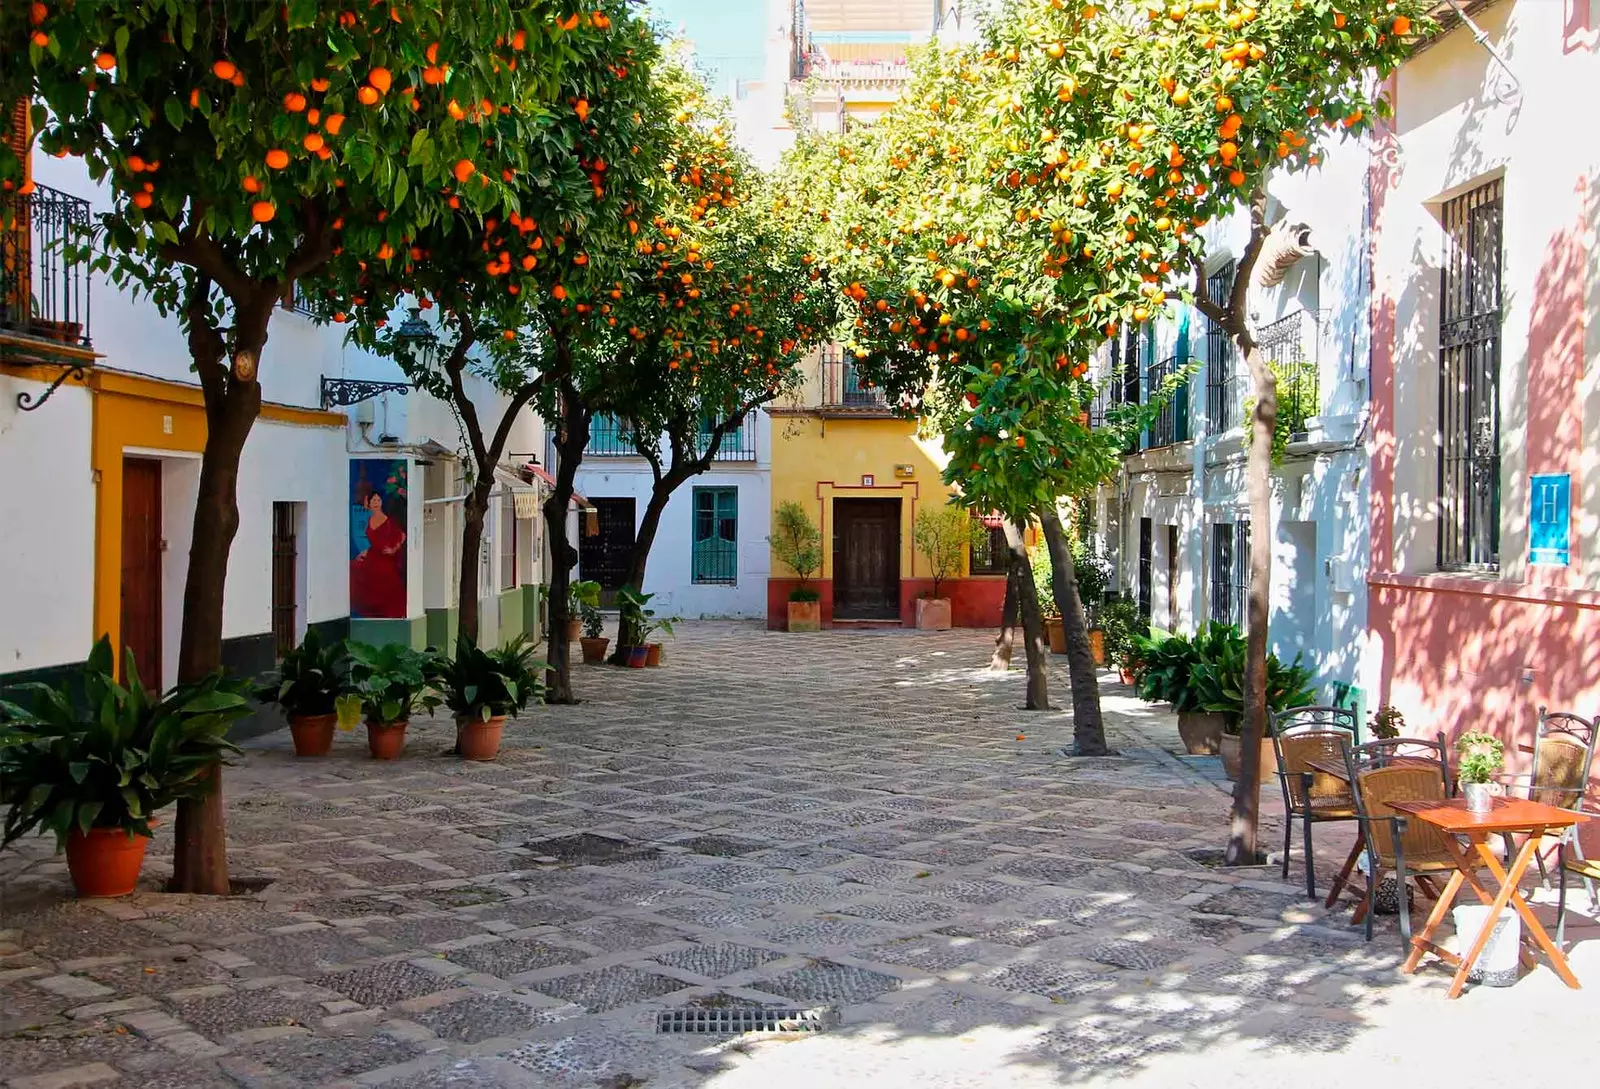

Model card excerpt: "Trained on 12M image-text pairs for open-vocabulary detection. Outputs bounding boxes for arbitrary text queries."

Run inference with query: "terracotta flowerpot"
[1088,628,1106,667]
[787,599,821,632]
[627,645,649,668]
[565,618,582,643]
[580,636,610,664]
[65,827,150,898]
[367,719,408,760]
[457,715,506,761]
[1177,711,1228,756]
[645,643,662,667]
[1119,665,1137,685]
[1219,732,1280,783]
[288,712,337,757]
[1045,617,1066,654]
[916,597,952,631]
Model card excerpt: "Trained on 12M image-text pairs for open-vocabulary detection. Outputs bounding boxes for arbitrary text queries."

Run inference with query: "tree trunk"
[1226,335,1276,866]
[1040,508,1107,755]
[1004,521,1050,710]
[171,321,266,896]
[990,567,1018,671]
[608,482,670,662]
[456,479,493,646]
[542,386,588,704]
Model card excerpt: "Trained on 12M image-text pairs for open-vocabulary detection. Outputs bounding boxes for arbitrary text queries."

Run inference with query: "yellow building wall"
[769,414,976,581]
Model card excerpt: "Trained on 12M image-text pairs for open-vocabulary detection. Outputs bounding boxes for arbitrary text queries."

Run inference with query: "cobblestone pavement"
[4,623,1598,1089]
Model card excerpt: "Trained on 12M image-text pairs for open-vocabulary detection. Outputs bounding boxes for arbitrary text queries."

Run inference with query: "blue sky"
[644,0,769,96]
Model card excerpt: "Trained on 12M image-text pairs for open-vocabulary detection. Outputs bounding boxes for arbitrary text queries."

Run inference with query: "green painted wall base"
[498,588,523,642]
[521,584,543,638]
[350,615,428,651]
[426,607,459,652]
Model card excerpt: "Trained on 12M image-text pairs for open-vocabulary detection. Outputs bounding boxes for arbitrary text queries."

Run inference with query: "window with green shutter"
[692,487,738,584]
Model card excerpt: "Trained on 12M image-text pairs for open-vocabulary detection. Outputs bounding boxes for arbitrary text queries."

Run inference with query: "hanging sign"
[1529,473,1570,567]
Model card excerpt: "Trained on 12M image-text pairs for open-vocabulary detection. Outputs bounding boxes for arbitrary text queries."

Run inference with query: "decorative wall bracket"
[16,364,89,412]
[320,377,411,410]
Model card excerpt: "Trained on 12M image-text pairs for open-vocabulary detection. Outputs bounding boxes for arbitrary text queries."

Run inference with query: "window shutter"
[6,99,29,183]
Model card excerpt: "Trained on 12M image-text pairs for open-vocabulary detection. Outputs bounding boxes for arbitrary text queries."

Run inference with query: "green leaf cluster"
[1455,730,1505,785]
[345,642,441,726]
[770,501,823,589]
[0,638,248,849]
[436,635,544,723]
[254,626,350,719]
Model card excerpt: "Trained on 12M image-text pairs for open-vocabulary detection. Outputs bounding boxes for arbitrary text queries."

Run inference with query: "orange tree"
[327,0,662,678]
[994,0,1432,858]
[773,37,1179,746]
[0,1,591,892]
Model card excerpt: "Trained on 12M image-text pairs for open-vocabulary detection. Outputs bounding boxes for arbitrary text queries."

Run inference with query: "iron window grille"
[0,182,93,347]
[587,413,639,457]
[969,514,1009,574]
[1109,325,1142,453]
[1205,261,1238,432]
[1143,353,1188,448]
[697,413,758,461]
[822,355,888,409]
[500,491,517,591]
[1257,311,1319,443]
[691,486,738,584]
[270,503,298,660]
[1209,520,1251,629]
[1137,518,1153,622]
[1438,179,1503,571]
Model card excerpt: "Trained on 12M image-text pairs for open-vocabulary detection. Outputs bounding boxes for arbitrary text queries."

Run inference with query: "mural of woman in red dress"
[350,460,407,619]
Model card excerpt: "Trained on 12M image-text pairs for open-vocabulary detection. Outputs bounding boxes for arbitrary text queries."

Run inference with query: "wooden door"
[833,498,901,619]
[579,497,636,594]
[120,458,162,684]
[271,502,298,659]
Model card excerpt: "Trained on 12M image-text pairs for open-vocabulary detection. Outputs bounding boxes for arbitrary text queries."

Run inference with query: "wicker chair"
[1347,762,1458,953]
[1500,708,1598,887]
[1270,706,1358,899]
[1354,733,1451,792]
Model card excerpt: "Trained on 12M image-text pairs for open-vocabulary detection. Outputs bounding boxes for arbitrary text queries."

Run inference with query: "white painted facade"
[569,411,773,619]
[1094,133,1376,708]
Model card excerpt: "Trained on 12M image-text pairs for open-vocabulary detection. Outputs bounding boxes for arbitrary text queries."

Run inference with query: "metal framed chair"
[1346,760,1457,954]
[1500,708,1598,886]
[1354,732,1451,793]
[1556,829,1600,949]
[1270,706,1358,899]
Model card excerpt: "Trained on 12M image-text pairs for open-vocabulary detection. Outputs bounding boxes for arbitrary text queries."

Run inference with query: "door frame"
[831,496,902,620]
[119,456,163,685]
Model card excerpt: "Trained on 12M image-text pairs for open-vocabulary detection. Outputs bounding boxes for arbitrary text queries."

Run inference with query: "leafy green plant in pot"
[1456,731,1505,813]
[1129,622,1236,755]
[255,628,352,757]
[578,600,609,665]
[345,642,441,760]
[1191,637,1318,779]
[771,501,823,632]
[0,638,248,897]
[616,586,675,666]
[1029,541,1066,653]
[567,580,601,645]
[912,506,979,631]
[1072,548,1113,664]
[437,635,544,761]
[1100,594,1145,683]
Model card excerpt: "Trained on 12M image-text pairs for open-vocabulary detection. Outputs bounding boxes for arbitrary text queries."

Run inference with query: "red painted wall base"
[767,577,1008,630]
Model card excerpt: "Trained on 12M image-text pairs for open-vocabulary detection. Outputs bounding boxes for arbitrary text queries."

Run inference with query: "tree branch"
[441,321,490,474]
[1228,186,1272,324]
[1189,253,1228,326]
[161,202,255,303]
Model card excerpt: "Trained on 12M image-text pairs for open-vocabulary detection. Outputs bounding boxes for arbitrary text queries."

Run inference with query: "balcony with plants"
[1,181,94,362]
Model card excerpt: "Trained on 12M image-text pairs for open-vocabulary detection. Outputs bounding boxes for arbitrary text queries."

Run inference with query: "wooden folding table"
[1388,796,1588,999]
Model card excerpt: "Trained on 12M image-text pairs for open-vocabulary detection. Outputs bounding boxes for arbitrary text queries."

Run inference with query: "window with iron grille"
[969,515,1008,574]
[1209,520,1250,629]
[271,503,298,660]
[1205,261,1238,432]
[697,413,757,461]
[500,491,517,591]
[1438,179,1503,570]
[691,487,738,584]
[587,414,638,457]
[1257,311,1319,444]
[1137,518,1153,622]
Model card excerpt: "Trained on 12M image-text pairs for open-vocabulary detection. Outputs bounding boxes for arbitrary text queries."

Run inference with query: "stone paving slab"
[4,623,1600,1088]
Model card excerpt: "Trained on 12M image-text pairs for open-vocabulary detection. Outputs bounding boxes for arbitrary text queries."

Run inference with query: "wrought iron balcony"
[1,183,93,351]
[587,414,640,457]
[821,357,890,412]
[697,414,757,462]
[1142,353,1189,449]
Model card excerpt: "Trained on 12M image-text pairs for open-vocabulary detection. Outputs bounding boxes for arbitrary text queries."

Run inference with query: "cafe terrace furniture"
[1269,706,1358,899]
[1390,796,1588,999]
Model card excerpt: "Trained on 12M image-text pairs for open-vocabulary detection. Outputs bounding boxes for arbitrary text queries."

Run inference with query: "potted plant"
[437,635,543,761]
[567,580,601,645]
[1197,642,1317,780]
[1369,704,1405,741]
[1100,594,1144,685]
[255,628,352,756]
[1028,542,1067,653]
[912,506,976,631]
[1073,548,1113,666]
[346,642,441,760]
[1130,622,1237,754]
[578,600,609,665]
[0,639,247,897]
[1456,731,1505,813]
[771,501,823,632]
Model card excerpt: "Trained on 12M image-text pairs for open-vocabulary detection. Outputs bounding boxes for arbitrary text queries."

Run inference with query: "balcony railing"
[1142,354,1188,448]
[821,358,889,411]
[1258,311,1319,444]
[1,183,93,349]
[587,414,638,457]
[697,415,757,462]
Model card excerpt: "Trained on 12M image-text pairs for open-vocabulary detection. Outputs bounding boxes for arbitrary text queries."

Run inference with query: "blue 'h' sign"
[1529,473,1570,567]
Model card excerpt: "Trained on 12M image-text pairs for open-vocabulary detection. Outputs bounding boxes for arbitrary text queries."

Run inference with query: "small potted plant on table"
[771,501,823,632]
[437,635,543,761]
[578,600,609,665]
[0,639,247,897]
[912,506,977,631]
[346,642,440,760]
[256,628,351,756]
[1456,731,1505,813]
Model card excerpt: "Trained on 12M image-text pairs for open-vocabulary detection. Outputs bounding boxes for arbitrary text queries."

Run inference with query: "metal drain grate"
[656,1007,836,1035]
